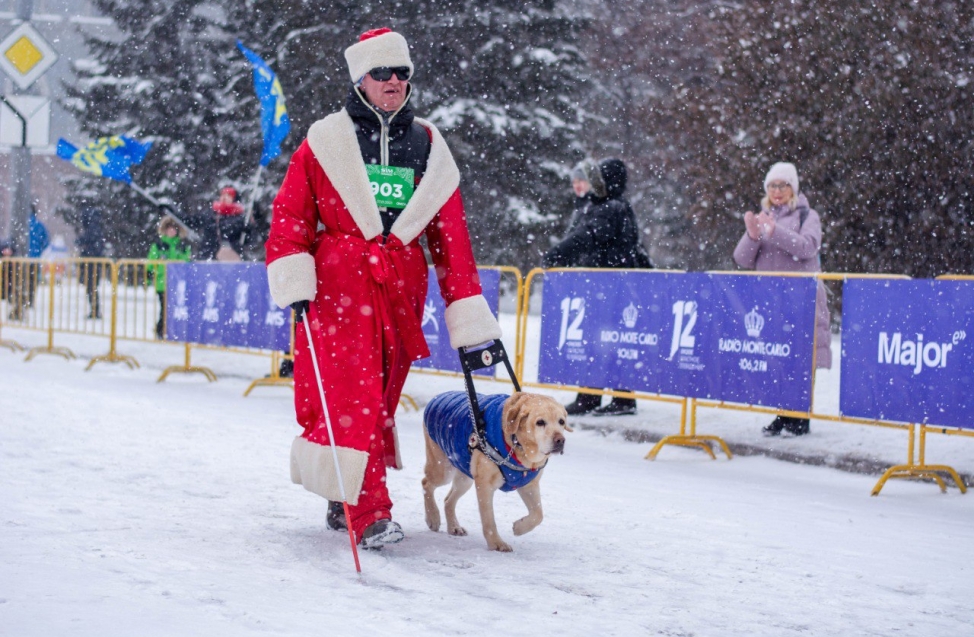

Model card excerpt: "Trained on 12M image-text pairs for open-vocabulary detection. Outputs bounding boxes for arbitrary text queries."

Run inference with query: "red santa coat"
[266,110,501,505]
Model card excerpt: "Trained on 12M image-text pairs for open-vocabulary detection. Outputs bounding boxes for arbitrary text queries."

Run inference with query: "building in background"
[0,0,114,250]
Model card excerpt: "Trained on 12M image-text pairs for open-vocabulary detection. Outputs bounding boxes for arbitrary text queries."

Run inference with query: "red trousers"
[347,422,394,539]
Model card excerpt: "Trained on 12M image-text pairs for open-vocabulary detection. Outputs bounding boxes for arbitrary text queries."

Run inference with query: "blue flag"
[237,41,291,166]
[56,135,153,184]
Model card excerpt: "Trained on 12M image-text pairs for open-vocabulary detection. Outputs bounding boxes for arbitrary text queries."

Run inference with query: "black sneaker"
[783,418,810,436]
[565,395,602,416]
[591,399,637,417]
[762,416,785,436]
[359,519,404,550]
[326,500,347,531]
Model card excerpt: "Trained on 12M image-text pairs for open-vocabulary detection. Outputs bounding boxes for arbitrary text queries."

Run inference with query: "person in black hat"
[544,157,651,416]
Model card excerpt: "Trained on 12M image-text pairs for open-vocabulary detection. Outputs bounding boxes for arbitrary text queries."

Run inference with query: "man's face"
[360,71,408,112]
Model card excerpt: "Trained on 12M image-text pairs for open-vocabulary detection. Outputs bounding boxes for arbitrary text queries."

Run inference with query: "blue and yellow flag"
[237,41,291,166]
[56,135,153,184]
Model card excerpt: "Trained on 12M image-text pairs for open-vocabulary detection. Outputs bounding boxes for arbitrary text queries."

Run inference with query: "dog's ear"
[504,392,532,437]
[562,413,574,433]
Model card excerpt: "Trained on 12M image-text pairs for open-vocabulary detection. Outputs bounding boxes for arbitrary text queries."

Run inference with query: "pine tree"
[64,1,592,269]
[223,0,591,272]
[63,0,264,259]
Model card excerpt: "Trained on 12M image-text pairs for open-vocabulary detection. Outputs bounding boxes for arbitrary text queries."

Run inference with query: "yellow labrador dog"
[422,391,571,552]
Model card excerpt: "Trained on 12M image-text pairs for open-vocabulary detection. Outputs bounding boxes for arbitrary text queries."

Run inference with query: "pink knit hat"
[344,28,413,83]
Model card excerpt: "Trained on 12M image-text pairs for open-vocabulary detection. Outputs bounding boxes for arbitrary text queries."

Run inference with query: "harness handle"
[458,340,521,463]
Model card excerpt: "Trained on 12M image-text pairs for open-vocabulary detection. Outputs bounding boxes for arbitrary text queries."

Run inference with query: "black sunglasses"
[368,66,411,82]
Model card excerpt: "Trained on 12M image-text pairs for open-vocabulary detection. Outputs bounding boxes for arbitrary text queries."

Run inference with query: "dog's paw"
[488,539,513,552]
[512,518,535,536]
[448,525,467,537]
[425,510,441,532]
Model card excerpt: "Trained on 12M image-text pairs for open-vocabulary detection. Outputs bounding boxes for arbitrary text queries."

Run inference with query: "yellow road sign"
[0,23,59,91]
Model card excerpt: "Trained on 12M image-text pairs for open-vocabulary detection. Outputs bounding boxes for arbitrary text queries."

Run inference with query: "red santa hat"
[344,27,413,83]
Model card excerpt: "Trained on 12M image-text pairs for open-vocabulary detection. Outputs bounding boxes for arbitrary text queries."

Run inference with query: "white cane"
[301,306,362,573]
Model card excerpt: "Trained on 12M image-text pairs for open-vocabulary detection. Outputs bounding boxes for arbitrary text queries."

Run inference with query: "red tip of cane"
[343,501,362,573]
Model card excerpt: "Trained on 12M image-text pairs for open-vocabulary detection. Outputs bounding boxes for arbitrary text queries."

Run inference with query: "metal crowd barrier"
[3,257,971,496]
[517,267,973,496]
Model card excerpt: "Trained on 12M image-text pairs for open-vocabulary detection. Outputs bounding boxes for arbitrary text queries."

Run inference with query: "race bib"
[366,165,415,209]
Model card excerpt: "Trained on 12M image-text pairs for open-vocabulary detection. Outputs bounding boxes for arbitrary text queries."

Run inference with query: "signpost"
[0,1,57,255]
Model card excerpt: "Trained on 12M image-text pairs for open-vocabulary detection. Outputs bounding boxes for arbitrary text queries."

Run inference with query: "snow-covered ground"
[2,320,973,636]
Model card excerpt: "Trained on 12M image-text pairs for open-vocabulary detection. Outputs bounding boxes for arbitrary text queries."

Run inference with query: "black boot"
[360,519,404,550]
[565,392,602,416]
[592,397,637,416]
[783,418,810,436]
[762,416,786,436]
[326,500,347,531]
[278,359,294,378]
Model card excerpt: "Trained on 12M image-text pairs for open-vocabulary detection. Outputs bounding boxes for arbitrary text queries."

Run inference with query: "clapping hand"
[756,210,775,238]
[744,211,760,240]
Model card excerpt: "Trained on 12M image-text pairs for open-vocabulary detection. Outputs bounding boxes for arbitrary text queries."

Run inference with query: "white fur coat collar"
[305,110,460,244]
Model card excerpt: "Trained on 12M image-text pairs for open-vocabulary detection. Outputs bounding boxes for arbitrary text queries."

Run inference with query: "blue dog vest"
[424,392,541,492]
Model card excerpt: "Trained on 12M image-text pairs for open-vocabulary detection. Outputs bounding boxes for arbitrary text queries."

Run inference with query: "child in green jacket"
[147,217,191,338]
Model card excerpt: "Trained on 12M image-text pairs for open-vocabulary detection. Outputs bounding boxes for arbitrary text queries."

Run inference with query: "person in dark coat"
[543,158,650,416]
[543,158,647,270]
[76,206,107,319]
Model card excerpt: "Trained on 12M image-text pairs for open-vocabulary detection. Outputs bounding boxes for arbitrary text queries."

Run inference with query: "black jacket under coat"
[345,85,431,236]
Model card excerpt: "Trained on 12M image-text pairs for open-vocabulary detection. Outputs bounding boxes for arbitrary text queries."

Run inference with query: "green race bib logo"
[366,165,415,209]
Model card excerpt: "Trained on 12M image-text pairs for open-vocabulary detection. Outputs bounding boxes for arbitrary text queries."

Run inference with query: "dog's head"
[502,392,572,467]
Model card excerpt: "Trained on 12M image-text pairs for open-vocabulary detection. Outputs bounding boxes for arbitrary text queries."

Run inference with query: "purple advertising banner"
[707,275,816,411]
[538,271,816,410]
[841,280,974,429]
[166,263,290,350]
[412,267,501,374]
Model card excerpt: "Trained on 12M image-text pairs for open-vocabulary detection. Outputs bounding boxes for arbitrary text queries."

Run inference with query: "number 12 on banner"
[558,297,585,350]
[668,300,697,360]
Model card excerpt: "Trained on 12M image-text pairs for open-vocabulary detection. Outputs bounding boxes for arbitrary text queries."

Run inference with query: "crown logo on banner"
[622,302,638,329]
[745,307,765,338]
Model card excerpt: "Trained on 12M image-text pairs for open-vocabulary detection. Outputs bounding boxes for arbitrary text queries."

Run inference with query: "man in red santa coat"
[265,27,501,549]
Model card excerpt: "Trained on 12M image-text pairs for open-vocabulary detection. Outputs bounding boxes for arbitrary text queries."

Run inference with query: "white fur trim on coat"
[305,112,460,245]
[444,294,503,349]
[290,436,369,506]
[267,252,316,309]
[344,31,413,83]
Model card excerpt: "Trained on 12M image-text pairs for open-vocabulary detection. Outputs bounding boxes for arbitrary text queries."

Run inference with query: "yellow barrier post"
[0,257,25,350]
[0,322,22,351]
[87,261,140,370]
[25,260,75,361]
[158,342,217,382]
[244,348,294,396]
[871,424,968,496]
[646,398,733,460]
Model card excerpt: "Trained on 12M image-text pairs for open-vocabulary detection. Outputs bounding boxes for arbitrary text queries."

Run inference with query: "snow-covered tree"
[65,0,592,270]
[63,0,265,258]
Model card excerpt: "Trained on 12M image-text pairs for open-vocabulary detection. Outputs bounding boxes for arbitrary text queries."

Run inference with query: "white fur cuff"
[267,252,316,309]
[290,436,369,506]
[445,294,503,349]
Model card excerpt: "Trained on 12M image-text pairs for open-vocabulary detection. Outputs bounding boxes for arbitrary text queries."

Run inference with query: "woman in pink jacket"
[733,162,831,436]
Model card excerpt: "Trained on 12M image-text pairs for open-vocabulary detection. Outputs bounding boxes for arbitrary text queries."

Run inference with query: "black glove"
[291,300,310,322]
